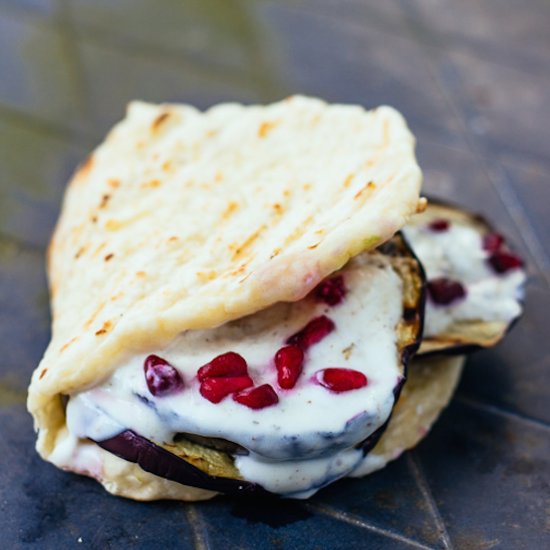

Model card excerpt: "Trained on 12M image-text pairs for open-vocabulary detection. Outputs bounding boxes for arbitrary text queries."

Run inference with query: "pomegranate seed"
[275,345,304,389]
[314,275,347,306]
[286,315,335,349]
[488,251,524,274]
[482,232,504,253]
[197,352,248,382]
[427,277,467,305]
[428,218,450,232]
[199,375,253,404]
[316,368,367,392]
[144,355,184,397]
[233,384,279,410]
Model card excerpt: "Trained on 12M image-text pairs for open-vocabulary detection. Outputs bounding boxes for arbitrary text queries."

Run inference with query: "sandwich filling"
[403,213,525,339]
[63,251,407,498]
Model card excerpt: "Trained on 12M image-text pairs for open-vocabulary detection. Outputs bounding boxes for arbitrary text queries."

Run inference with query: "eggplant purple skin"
[413,196,526,358]
[93,431,273,497]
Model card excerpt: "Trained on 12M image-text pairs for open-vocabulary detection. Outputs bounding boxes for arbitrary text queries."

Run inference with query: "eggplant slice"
[93,232,425,497]
[403,199,526,357]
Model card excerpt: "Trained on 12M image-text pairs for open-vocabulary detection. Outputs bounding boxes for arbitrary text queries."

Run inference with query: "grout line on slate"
[0,232,47,255]
[184,505,211,550]
[407,454,454,550]
[455,395,550,433]
[0,103,98,146]
[54,0,97,129]
[64,20,268,94]
[303,501,437,550]
[396,0,550,290]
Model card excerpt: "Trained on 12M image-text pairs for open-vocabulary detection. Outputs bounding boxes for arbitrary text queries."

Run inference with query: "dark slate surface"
[1,1,549,549]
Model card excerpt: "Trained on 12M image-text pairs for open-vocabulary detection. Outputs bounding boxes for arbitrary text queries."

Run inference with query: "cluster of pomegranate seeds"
[427,277,467,305]
[481,232,524,274]
[286,315,335,349]
[197,352,247,382]
[489,251,524,274]
[316,368,367,393]
[314,275,347,306]
[197,352,255,404]
[233,384,279,409]
[275,345,304,389]
[428,218,450,232]
[200,375,253,404]
[144,355,184,397]
[482,232,504,253]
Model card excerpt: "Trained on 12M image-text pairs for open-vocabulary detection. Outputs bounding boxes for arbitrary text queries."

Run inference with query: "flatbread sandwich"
[28,96,525,500]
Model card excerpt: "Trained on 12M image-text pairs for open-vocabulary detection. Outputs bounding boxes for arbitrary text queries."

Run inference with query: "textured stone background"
[1,1,549,548]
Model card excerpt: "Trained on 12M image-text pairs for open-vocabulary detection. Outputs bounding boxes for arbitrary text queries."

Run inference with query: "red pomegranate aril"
[199,375,253,404]
[233,384,279,410]
[316,368,367,393]
[427,277,467,305]
[275,345,304,389]
[144,355,184,397]
[197,352,248,382]
[428,218,450,232]
[483,232,504,254]
[488,250,524,274]
[314,275,347,306]
[286,315,335,350]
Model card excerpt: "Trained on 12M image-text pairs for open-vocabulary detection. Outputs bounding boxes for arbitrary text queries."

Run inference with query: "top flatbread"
[28,95,422,457]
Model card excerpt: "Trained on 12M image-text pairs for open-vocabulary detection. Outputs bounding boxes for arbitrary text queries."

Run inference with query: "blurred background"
[1,1,549,549]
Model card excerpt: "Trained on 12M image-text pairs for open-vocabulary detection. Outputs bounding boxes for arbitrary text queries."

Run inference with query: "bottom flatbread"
[350,354,464,477]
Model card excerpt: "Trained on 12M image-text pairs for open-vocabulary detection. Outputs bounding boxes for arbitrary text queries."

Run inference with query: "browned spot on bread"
[104,253,114,262]
[272,203,284,215]
[74,246,86,259]
[354,181,376,200]
[73,154,94,183]
[230,225,266,260]
[84,303,105,329]
[162,160,172,172]
[230,262,249,276]
[108,178,120,189]
[221,201,239,221]
[270,247,282,259]
[168,236,179,242]
[60,336,78,352]
[152,112,170,130]
[91,215,98,224]
[197,270,218,282]
[215,171,224,182]
[284,215,313,246]
[307,242,320,250]
[95,320,112,336]
[258,121,278,138]
[141,179,161,189]
[303,183,312,191]
[99,194,111,208]
[39,368,48,380]
[136,271,147,278]
[93,243,106,256]
[343,174,354,188]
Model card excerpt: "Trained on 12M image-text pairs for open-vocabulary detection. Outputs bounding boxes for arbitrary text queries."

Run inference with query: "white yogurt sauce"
[403,222,525,336]
[66,252,405,497]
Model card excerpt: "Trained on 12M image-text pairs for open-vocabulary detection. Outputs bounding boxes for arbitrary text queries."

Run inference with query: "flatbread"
[28,96,422,460]
[351,354,464,476]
